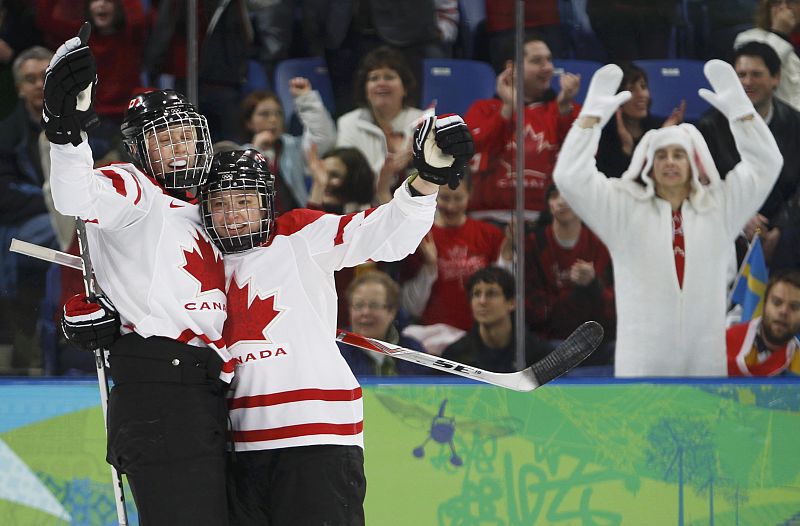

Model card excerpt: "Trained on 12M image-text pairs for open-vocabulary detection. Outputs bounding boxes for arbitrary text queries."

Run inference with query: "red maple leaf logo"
[182,230,225,294]
[224,275,283,348]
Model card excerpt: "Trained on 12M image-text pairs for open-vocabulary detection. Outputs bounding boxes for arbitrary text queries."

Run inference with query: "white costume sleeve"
[552,124,632,249]
[718,116,783,239]
[49,142,151,230]
[296,89,336,156]
[302,183,436,272]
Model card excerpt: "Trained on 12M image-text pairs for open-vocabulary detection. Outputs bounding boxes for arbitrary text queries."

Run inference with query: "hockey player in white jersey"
[201,115,473,525]
[43,24,231,525]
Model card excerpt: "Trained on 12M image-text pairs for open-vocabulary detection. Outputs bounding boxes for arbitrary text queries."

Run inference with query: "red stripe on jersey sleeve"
[334,213,356,246]
[232,421,364,442]
[99,169,128,198]
[333,208,376,246]
[228,387,363,410]
[273,209,327,238]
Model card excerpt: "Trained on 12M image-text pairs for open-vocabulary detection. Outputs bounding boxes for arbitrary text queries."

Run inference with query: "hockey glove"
[42,22,99,146]
[698,59,754,121]
[412,114,474,189]
[578,64,631,128]
[61,293,120,351]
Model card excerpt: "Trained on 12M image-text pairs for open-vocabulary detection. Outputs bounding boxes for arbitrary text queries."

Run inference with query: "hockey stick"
[72,224,129,526]
[12,240,604,393]
[11,235,128,522]
[336,320,604,391]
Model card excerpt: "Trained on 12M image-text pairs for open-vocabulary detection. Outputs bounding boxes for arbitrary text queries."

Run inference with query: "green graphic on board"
[1,382,799,525]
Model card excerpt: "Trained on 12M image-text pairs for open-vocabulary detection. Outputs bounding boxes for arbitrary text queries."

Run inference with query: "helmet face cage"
[201,171,275,254]
[127,110,212,189]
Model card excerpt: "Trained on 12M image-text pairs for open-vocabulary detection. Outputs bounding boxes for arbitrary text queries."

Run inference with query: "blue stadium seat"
[551,59,603,105]
[242,59,271,96]
[273,57,336,133]
[634,59,711,123]
[420,58,496,117]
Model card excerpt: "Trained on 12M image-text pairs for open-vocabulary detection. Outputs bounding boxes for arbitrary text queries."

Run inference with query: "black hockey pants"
[106,333,229,526]
[227,444,366,526]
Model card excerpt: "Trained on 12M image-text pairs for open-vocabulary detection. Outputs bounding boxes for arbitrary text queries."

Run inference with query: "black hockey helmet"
[120,90,212,189]
[201,149,276,254]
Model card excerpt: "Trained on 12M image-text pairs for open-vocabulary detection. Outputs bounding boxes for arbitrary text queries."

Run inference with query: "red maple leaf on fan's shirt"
[224,275,283,348]
[182,231,226,294]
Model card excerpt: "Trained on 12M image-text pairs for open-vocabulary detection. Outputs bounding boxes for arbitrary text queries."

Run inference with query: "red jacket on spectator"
[37,0,147,119]
[525,224,615,341]
[402,218,504,331]
[465,98,579,222]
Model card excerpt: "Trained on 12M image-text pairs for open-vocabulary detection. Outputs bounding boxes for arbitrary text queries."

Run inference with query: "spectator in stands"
[0,46,58,373]
[248,0,295,82]
[336,46,424,205]
[464,33,580,225]
[586,0,680,62]
[400,174,506,333]
[554,62,782,377]
[735,0,800,111]
[239,78,336,214]
[727,270,800,376]
[306,146,375,214]
[698,42,800,264]
[307,145,377,328]
[338,270,430,376]
[596,62,685,178]
[485,0,566,71]
[0,0,42,119]
[144,0,250,141]
[440,266,551,373]
[38,0,146,159]
[770,186,800,271]
[526,184,616,367]
[704,0,760,62]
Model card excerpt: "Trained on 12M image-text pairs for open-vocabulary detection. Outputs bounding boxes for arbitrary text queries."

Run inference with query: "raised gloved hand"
[61,293,120,351]
[578,64,631,127]
[698,59,754,121]
[41,22,99,146]
[412,114,474,190]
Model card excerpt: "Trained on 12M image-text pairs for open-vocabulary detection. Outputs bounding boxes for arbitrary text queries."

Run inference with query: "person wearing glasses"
[338,270,431,376]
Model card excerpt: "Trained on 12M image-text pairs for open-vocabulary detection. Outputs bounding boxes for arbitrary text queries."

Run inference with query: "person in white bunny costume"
[553,60,783,377]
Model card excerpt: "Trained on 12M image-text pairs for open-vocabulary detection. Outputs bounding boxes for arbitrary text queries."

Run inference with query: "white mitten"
[578,64,632,127]
[698,59,754,121]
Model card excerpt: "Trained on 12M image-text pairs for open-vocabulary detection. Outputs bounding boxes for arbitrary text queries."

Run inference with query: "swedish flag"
[730,237,769,321]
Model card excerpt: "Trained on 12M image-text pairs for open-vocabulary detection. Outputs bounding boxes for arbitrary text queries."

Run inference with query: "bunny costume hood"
[616,123,721,213]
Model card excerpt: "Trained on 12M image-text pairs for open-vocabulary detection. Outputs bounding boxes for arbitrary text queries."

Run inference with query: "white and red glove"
[412,114,474,189]
[61,293,120,351]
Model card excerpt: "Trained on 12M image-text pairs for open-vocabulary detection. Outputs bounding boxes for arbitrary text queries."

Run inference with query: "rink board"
[0,377,798,525]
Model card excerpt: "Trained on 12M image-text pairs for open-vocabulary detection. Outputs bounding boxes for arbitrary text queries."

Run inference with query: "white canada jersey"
[226,184,436,451]
[49,142,233,380]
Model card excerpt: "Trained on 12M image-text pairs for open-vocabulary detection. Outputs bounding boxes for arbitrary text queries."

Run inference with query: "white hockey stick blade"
[336,321,603,392]
[10,238,84,271]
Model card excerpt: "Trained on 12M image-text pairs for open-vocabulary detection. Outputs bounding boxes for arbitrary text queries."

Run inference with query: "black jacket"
[697,98,800,228]
[441,324,552,374]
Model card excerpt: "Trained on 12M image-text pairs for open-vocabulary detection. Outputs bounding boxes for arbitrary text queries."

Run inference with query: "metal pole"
[187,0,199,105]
[513,0,526,371]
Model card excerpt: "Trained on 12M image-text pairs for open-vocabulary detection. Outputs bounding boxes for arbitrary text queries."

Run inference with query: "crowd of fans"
[1,0,799,378]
